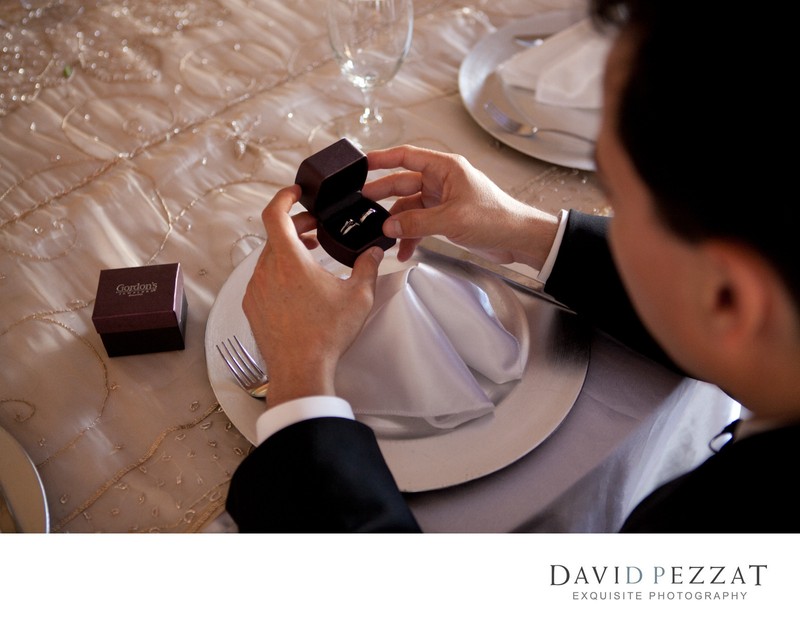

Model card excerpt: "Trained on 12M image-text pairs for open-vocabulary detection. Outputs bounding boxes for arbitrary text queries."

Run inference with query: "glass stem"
[359,88,382,128]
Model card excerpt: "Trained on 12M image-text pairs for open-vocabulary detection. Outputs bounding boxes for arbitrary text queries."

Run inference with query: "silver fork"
[484,101,595,144]
[216,335,269,398]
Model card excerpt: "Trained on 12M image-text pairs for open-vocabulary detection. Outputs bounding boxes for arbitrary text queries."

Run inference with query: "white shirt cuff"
[536,209,569,284]
[254,395,355,444]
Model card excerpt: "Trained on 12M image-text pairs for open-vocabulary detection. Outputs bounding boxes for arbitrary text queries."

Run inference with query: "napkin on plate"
[334,263,526,430]
[497,18,612,109]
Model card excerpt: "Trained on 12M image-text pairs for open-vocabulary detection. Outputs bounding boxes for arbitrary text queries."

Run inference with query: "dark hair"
[590,0,800,308]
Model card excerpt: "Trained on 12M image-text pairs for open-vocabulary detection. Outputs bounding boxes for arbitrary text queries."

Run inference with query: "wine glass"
[325,0,413,151]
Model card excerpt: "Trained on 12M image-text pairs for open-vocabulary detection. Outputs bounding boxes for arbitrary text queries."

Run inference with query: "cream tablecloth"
[0,0,735,533]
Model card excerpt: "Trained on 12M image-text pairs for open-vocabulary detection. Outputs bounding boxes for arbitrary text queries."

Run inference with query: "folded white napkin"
[497,18,611,109]
[334,263,526,430]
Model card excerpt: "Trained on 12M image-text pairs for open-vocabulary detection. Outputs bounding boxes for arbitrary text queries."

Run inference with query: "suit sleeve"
[226,417,421,532]
[544,211,680,371]
[225,211,675,534]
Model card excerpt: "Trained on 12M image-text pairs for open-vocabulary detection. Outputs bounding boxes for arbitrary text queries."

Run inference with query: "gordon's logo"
[116,282,158,297]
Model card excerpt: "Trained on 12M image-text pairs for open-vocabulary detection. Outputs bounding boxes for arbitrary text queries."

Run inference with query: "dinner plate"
[459,10,599,171]
[0,425,49,533]
[205,244,590,492]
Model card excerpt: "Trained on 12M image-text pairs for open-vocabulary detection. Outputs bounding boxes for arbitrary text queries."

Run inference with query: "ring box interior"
[295,138,395,267]
[91,262,188,357]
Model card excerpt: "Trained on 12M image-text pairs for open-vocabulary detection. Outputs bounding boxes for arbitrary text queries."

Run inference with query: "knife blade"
[416,237,573,312]
[513,33,548,47]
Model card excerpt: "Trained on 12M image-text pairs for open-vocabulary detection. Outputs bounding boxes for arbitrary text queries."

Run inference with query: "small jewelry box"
[295,138,396,267]
[91,262,188,357]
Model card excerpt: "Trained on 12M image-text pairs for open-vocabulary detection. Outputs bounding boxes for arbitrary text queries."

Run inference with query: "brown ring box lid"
[295,138,395,267]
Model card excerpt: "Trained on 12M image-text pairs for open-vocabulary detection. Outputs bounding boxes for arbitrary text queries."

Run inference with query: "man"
[225,0,800,532]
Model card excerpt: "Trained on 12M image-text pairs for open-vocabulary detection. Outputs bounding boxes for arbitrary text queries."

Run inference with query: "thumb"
[383,205,448,239]
[350,246,384,286]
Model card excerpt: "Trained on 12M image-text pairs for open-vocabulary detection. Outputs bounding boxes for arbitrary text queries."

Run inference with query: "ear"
[699,240,775,350]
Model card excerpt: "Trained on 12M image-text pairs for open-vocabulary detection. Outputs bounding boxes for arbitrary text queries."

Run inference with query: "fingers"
[362,171,423,201]
[396,238,421,262]
[366,145,413,170]
[367,144,450,173]
[383,206,449,239]
[260,185,318,258]
[388,192,424,215]
[291,210,317,235]
[252,185,306,276]
[299,233,320,251]
[261,185,301,237]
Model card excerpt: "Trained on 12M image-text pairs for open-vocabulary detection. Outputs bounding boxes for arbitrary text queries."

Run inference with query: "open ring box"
[295,138,396,267]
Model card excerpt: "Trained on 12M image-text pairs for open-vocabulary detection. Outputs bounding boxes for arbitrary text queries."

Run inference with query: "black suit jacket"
[226,211,799,533]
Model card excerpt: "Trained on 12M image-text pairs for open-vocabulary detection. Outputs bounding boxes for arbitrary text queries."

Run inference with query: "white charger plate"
[0,425,49,533]
[459,10,599,171]
[205,245,589,492]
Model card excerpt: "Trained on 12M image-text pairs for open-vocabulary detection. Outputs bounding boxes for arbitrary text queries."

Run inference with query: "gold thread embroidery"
[53,402,225,532]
